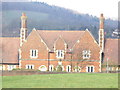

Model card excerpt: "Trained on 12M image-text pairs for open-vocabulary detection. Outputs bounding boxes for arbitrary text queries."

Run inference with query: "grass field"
[2,73,118,88]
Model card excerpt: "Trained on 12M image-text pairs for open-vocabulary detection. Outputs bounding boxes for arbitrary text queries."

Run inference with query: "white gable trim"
[35,30,50,51]
[86,29,100,48]
[72,31,85,49]
[53,35,67,51]
[72,29,100,50]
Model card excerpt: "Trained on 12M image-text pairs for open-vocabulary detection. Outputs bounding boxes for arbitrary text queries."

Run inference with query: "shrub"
[56,65,63,72]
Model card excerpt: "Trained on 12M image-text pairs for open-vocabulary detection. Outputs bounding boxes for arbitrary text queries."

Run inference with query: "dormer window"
[30,49,38,58]
[56,50,64,59]
[83,50,91,59]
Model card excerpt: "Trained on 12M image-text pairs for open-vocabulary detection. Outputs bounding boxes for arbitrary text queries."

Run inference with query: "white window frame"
[116,67,118,71]
[49,65,54,71]
[83,50,91,59]
[86,66,94,72]
[7,65,16,70]
[66,65,71,72]
[56,50,64,59]
[30,49,38,58]
[26,64,34,69]
[2,65,5,70]
[0,65,2,70]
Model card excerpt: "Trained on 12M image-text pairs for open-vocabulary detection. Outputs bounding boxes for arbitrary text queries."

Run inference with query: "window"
[83,50,91,59]
[26,65,34,69]
[39,65,47,71]
[0,65,2,70]
[49,65,54,71]
[66,65,71,72]
[116,67,119,71]
[7,65,16,70]
[56,50,64,58]
[2,65,5,70]
[86,66,94,72]
[30,49,38,58]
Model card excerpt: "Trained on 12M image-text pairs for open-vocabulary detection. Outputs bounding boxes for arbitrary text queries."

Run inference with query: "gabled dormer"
[20,29,50,60]
[53,35,68,59]
[54,35,68,51]
[72,29,100,60]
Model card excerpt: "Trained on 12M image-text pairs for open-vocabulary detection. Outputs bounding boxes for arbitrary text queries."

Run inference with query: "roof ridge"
[36,30,85,32]
[106,38,119,40]
[0,37,20,39]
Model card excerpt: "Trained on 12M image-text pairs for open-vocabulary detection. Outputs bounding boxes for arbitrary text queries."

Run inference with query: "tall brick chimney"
[99,13,105,52]
[20,12,28,47]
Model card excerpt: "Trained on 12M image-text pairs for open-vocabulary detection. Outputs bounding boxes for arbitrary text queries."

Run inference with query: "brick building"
[0,13,119,72]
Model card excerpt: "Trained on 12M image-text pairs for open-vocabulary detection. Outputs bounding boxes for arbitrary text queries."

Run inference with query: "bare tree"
[72,48,93,72]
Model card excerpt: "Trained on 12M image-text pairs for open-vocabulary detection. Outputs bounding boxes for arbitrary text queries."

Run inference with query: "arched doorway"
[39,65,47,71]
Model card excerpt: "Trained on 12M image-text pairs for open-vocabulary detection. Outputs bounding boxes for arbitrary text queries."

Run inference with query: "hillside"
[2,2,118,40]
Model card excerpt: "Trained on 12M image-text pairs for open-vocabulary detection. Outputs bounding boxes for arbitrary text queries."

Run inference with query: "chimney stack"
[99,13,105,52]
[20,12,28,47]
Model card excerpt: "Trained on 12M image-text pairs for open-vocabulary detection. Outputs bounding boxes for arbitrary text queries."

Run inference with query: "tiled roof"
[0,37,20,64]
[1,31,119,65]
[36,30,85,50]
[104,39,119,65]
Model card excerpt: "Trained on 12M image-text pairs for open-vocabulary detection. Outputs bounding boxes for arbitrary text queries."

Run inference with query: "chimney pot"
[100,13,103,17]
[22,13,26,16]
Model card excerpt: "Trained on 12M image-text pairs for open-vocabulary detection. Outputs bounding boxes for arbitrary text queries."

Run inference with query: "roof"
[0,37,20,64]
[36,30,85,50]
[104,39,119,65]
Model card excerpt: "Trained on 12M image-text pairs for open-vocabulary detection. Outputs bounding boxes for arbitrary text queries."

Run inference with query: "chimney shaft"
[20,13,28,47]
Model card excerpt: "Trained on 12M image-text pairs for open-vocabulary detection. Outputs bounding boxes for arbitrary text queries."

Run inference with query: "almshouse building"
[0,13,119,72]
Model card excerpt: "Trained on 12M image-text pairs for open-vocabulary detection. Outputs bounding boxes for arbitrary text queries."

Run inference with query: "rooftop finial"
[100,13,103,17]
[33,28,36,30]
[86,28,89,31]
[22,12,26,16]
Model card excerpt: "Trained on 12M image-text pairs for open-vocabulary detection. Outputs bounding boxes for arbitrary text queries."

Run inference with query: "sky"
[2,0,119,20]
[31,0,119,20]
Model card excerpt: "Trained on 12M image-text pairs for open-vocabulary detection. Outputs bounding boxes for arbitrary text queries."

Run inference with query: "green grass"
[2,73,118,88]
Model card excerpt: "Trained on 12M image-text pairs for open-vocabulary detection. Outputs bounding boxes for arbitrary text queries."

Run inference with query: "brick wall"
[20,30,101,72]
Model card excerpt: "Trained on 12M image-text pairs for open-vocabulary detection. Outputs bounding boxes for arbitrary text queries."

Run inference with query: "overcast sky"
[31,0,119,20]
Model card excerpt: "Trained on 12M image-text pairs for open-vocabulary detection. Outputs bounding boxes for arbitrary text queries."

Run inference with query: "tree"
[72,48,93,72]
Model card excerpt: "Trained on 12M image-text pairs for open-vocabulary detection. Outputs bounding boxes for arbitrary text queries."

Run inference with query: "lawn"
[2,73,118,88]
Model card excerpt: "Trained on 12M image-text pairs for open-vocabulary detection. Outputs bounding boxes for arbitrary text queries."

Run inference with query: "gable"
[73,30,99,49]
[54,36,67,50]
[21,30,49,59]
[72,30,100,60]
[36,30,85,50]
[22,30,49,50]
